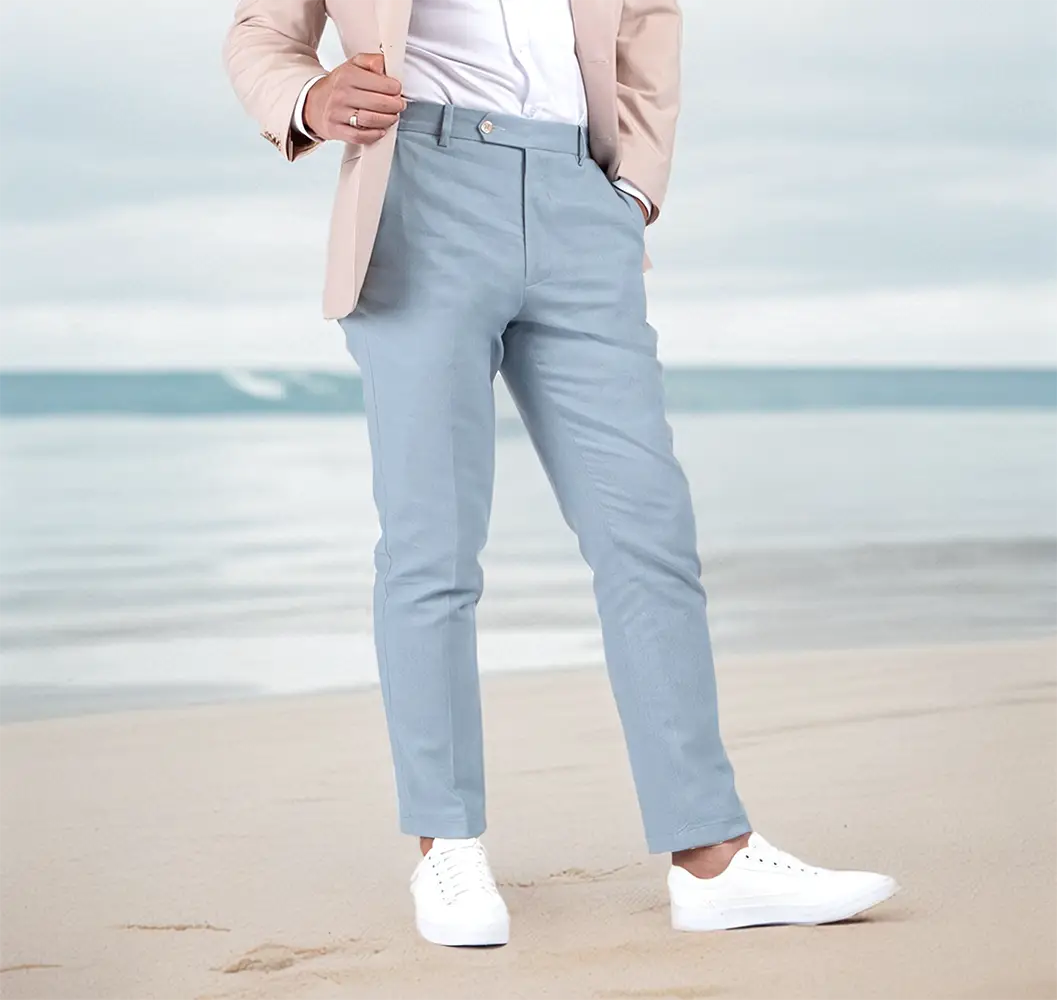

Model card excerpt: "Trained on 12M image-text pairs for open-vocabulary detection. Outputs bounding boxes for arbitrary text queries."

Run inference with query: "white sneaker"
[668,832,898,931]
[410,838,510,946]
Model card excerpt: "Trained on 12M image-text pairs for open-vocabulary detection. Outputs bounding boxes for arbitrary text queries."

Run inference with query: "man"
[224,0,898,948]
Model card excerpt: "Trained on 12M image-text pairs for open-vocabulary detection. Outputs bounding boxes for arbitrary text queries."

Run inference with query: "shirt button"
[479,120,494,134]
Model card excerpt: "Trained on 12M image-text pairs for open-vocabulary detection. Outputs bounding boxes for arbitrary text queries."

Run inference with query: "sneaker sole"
[416,915,510,947]
[671,877,899,932]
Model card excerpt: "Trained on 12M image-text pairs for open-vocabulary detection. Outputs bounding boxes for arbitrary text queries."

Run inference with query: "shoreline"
[3,629,1056,725]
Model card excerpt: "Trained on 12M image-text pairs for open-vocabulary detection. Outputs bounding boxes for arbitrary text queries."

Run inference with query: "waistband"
[397,101,589,159]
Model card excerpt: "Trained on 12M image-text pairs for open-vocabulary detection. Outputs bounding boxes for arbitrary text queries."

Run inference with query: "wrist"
[300,74,329,140]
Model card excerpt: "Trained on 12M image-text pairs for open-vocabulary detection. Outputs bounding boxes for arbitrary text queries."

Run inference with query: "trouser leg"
[339,125,524,837]
[501,151,750,853]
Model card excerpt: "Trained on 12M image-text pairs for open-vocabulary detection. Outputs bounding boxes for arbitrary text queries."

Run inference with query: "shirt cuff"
[293,74,328,140]
[613,178,653,220]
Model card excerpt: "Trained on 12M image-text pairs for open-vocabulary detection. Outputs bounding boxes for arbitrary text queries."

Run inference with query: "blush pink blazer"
[224,0,681,319]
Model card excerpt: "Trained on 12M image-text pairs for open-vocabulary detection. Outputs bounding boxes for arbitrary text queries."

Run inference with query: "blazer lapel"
[377,0,414,77]
[569,0,614,62]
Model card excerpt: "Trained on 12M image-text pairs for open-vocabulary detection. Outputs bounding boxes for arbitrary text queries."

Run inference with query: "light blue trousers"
[339,103,749,853]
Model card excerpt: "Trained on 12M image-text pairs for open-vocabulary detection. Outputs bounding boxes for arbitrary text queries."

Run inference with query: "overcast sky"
[0,0,1054,368]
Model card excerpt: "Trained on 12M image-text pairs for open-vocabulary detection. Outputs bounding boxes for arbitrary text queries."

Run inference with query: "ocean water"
[0,368,1054,416]
[1,370,1055,721]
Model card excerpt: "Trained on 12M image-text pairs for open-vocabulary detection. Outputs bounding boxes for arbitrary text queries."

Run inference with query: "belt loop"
[438,104,454,147]
[576,125,586,165]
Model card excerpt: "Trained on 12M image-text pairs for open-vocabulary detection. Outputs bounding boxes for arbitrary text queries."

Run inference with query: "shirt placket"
[500,1,549,118]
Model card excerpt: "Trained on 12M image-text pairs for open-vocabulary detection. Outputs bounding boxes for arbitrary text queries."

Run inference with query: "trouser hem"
[647,814,752,854]
[399,815,486,840]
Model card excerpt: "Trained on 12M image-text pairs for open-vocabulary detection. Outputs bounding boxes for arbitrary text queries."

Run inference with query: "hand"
[304,53,405,145]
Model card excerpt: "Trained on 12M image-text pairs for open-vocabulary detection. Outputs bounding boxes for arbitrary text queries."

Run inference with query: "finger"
[349,70,403,96]
[339,89,405,114]
[345,60,402,96]
[351,52,385,76]
[340,109,399,131]
[332,124,387,145]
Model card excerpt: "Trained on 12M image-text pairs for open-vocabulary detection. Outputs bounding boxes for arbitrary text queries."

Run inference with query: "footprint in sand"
[219,938,388,975]
[221,943,332,974]
[0,964,63,974]
[121,922,230,933]
[595,989,719,1000]
[502,863,641,888]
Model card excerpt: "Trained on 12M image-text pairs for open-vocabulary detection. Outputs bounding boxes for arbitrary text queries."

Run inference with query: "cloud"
[651,282,1057,367]
[0,0,1053,366]
[3,282,1052,370]
[0,301,346,369]
[0,194,331,304]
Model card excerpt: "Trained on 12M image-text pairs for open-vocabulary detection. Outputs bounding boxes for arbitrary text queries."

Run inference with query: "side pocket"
[614,185,646,227]
[613,185,647,241]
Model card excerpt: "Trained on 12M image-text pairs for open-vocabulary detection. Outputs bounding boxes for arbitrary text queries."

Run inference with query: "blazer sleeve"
[614,0,682,223]
[223,0,329,162]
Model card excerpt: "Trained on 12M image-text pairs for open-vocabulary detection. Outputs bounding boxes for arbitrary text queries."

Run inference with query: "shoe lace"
[430,840,498,901]
[742,837,820,875]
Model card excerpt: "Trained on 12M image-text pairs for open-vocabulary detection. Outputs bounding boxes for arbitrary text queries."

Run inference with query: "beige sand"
[2,638,1055,1000]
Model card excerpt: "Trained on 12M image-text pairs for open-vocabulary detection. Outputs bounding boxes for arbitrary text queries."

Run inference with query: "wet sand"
[1,637,1055,999]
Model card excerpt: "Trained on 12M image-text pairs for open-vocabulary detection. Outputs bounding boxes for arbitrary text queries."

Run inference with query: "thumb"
[351,52,386,75]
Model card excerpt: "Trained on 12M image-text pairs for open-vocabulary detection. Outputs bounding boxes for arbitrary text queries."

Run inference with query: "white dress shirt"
[293,0,651,215]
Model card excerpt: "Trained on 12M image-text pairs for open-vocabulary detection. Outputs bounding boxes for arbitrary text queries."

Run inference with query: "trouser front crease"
[340,104,750,853]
